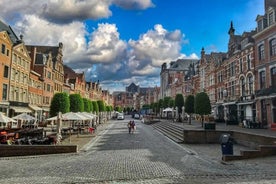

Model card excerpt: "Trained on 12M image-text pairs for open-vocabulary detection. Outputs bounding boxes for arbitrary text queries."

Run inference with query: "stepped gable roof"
[0,20,20,44]
[169,59,198,71]
[64,65,78,79]
[32,45,60,62]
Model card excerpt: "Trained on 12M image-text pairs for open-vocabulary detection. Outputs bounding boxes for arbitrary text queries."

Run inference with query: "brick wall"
[0,145,77,157]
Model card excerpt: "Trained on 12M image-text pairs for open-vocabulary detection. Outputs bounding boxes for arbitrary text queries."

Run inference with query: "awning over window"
[10,106,32,113]
[29,105,42,111]
[42,107,50,112]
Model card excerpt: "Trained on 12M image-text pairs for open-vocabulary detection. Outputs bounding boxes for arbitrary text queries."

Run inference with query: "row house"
[197,22,256,125]
[198,49,227,121]
[254,1,276,128]
[160,59,198,100]
[9,35,32,116]
[113,91,134,110]
[0,20,111,122]
[64,65,86,97]
[64,65,104,102]
[102,90,113,106]
[27,44,64,119]
[0,23,12,115]
[28,70,43,120]
[88,81,103,101]
[153,86,160,104]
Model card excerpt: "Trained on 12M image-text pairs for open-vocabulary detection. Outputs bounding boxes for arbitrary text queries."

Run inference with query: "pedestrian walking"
[127,121,132,134]
[131,121,136,134]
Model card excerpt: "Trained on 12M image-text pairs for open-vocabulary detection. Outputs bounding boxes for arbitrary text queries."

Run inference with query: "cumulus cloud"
[128,24,184,74]
[0,0,195,92]
[112,0,155,10]
[40,0,113,24]
[0,0,112,24]
[87,23,127,64]
[0,0,155,24]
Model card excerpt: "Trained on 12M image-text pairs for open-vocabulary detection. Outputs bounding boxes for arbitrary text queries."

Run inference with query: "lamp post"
[223,89,228,127]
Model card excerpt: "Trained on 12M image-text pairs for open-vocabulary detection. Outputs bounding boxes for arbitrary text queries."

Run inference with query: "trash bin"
[220,134,233,155]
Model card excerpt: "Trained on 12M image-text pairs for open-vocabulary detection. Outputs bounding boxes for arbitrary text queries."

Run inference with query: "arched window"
[270,39,276,56]
[240,77,245,96]
[247,74,253,95]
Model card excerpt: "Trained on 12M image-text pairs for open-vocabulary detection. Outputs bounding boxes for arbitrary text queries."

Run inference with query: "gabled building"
[160,59,198,99]
[254,0,276,128]
[198,48,227,121]
[0,21,13,115]
[9,35,32,116]
[27,43,64,119]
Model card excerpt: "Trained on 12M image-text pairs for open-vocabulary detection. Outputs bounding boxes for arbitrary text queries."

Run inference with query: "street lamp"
[223,89,228,126]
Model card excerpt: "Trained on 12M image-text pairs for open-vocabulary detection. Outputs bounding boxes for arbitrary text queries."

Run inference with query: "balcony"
[255,86,276,97]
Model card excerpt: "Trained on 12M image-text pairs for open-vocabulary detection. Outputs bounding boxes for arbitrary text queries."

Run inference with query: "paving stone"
[0,117,276,183]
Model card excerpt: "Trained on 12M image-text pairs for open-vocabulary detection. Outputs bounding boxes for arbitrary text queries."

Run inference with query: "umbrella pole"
[69,121,71,143]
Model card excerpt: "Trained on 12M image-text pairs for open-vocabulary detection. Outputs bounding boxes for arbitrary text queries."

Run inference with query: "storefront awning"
[237,101,254,105]
[29,105,42,111]
[42,107,50,112]
[10,106,32,113]
[223,102,236,106]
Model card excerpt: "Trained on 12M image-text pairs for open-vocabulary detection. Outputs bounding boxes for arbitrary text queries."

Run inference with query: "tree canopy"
[92,101,99,113]
[195,92,211,115]
[175,94,184,114]
[185,95,195,114]
[97,100,105,112]
[50,92,70,117]
[69,94,84,112]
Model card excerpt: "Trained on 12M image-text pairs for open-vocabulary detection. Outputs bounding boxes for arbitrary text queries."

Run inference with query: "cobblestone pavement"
[0,116,276,184]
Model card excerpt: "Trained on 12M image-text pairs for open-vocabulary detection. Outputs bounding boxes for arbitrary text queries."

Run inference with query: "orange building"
[0,23,13,115]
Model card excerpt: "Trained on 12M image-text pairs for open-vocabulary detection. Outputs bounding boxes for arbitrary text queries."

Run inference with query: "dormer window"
[257,20,262,31]
[269,12,274,26]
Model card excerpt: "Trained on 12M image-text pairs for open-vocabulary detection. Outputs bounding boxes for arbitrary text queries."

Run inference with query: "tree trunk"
[188,114,191,125]
[201,115,204,127]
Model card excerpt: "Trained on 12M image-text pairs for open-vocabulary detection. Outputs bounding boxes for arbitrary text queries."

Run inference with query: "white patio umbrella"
[0,113,17,123]
[12,113,36,121]
[78,112,96,120]
[62,112,90,121]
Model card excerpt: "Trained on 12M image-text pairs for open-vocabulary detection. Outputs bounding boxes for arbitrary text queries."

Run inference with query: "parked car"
[134,113,140,119]
[117,113,124,120]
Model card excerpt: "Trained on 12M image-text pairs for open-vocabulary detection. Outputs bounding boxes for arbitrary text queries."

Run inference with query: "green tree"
[92,101,99,114]
[153,102,158,114]
[50,92,70,117]
[89,100,93,113]
[175,94,184,122]
[184,95,195,125]
[83,98,90,112]
[97,100,105,112]
[195,92,211,127]
[158,99,163,114]
[168,99,175,108]
[69,94,84,112]
[163,96,171,108]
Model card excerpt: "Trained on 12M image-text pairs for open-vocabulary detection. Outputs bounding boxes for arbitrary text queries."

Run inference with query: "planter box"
[204,123,216,130]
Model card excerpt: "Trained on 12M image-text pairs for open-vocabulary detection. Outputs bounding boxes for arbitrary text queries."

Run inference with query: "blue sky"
[0,0,264,93]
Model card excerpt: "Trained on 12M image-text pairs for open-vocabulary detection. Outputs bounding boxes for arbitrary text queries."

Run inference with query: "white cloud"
[112,0,155,10]
[87,23,127,64]
[14,15,88,68]
[0,0,194,93]
[128,24,184,69]
[0,0,112,24]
